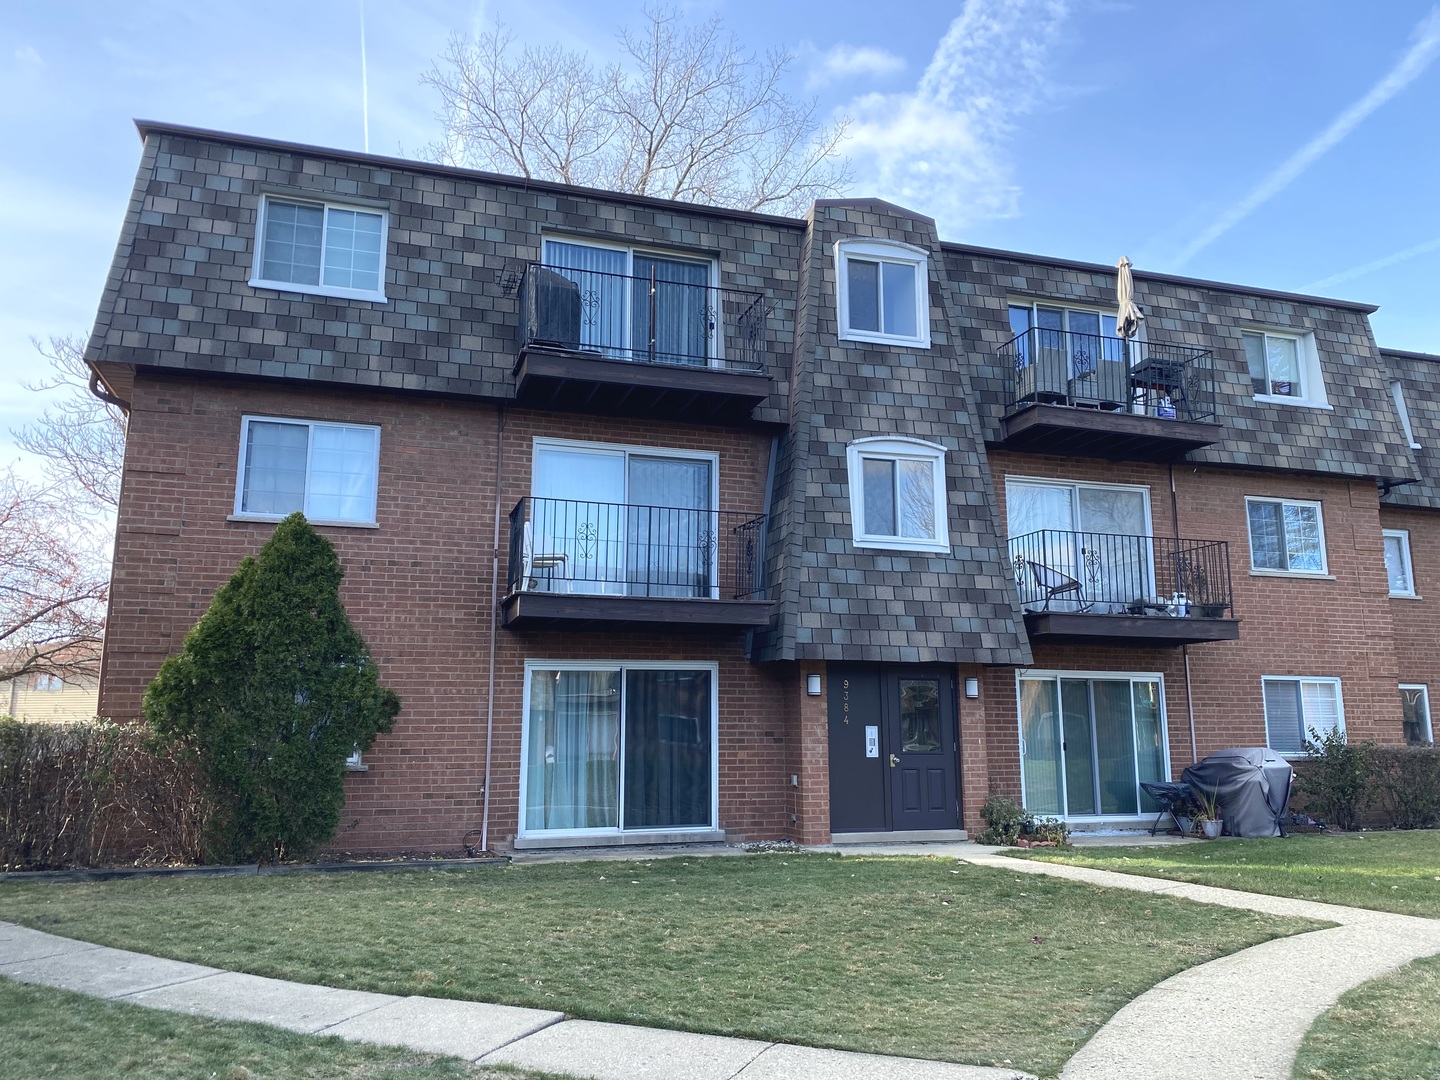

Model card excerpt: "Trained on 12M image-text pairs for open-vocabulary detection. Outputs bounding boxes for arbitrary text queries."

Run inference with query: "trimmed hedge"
[1292,734,1440,831]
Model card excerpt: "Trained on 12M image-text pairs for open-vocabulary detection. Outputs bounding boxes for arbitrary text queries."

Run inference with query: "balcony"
[513,263,772,424]
[501,497,772,629]
[997,329,1222,459]
[1009,530,1239,644]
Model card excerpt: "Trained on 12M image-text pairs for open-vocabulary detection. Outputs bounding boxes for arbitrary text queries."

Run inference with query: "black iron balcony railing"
[998,328,1217,421]
[507,497,767,600]
[1009,530,1233,617]
[517,263,768,372]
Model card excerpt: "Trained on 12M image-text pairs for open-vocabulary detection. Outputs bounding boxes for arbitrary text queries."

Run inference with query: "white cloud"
[1299,234,1440,293]
[838,0,1069,231]
[13,45,43,69]
[805,44,905,90]
[1172,6,1440,269]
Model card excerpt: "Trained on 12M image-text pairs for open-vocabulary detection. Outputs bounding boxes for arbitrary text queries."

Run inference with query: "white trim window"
[1401,684,1433,745]
[1242,329,1327,407]
[251,195,388,302]
[1263,676,1344,755]
[845,437,949,553]
[34,674,64,692]
[234,416,380,526]
[520,660,719,837]
[1391,381,1422,448]
[835,239,930,347]
[1246,497,1326,575]
[1384,529,1416,597]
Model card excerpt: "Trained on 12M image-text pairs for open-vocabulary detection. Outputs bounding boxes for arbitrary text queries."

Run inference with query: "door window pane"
[899,679,941,752]
[847,259,880,332]
[624,669,712,828]
[544,241,628,355]
[626,456,712,597]
[632,254,711,365]
[1093,680,1138,815]
[1020,679,1062,815]
[1061,680,1096,816]
[1132,681,1166,812]
[525,669,621,831]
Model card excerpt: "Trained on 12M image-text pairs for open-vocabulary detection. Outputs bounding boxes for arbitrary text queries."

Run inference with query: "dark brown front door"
[828,667,960,834]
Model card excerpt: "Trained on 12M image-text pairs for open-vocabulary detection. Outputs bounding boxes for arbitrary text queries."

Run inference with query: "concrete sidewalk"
[0,920,1030,1080]
[950,845,1440,1080]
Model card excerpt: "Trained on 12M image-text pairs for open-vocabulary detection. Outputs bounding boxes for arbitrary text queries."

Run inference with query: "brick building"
[85,122,1435,853]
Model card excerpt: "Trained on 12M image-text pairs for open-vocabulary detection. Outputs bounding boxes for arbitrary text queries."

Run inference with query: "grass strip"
[0,853,1322,1078]
[0,976,552,1080]
[1292,953,1440,1079]
[1007,831,1440,916]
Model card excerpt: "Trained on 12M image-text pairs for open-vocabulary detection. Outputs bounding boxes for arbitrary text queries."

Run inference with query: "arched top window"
[845,436,949,552]
[834,238,931,348]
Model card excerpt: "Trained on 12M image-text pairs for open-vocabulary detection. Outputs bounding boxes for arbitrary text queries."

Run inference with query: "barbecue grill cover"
[1181,748,1293,838]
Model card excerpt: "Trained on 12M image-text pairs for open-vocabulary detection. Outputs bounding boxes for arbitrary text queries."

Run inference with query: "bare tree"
[13,334,127,518]
[0,469,108,685]
[424,8,850,216]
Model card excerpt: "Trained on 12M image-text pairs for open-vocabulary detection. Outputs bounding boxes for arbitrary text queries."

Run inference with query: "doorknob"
[889,754,899,767]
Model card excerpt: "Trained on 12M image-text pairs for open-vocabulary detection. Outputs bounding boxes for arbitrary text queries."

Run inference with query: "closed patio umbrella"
[1116,256,1144,340]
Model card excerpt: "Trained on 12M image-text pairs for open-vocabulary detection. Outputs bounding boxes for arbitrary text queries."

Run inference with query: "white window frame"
[540,235,722,366]
[835,238,931,348]
[1262,676,1345,756]
[1391,381,1422,448]
[1242,328,1329,409]
[232,415,381,528]
[518,659,721,840]
[33,674,64,692]
[845,436,949,553]
[250,195,389,303]
[1384,529,1417,597]
[1014,669,1170,822]
[1245,496,1329,577]
[1400,684,1433,745]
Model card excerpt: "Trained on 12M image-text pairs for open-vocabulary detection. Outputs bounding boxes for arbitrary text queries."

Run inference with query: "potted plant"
[1194,788,1224,839]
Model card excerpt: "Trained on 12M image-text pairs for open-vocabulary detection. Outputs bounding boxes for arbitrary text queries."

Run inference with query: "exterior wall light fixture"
[806,674,822,696]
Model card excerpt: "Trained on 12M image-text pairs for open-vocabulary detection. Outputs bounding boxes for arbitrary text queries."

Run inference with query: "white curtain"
[545,241,627,356]
[307,425,378,522]
[627,456,712,597]
[524,669,621,831]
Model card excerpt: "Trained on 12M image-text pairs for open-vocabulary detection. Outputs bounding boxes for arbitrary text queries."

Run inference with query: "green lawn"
[1293,953,1440,1079]
[1006,831,1440,916]
[0,854,1322,1079]
[0,977,549,1080]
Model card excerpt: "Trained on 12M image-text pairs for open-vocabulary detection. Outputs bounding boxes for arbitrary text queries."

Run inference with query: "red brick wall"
[972,453,1409,816]
[1380,504,1440,738]
[103,372,790,853]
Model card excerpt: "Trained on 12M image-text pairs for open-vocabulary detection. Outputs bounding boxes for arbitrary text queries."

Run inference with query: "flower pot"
[1200,819,1224,840]
[1176,815,1193,836]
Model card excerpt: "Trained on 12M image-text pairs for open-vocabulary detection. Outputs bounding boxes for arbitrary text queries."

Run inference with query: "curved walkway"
[937,843,1440,1080]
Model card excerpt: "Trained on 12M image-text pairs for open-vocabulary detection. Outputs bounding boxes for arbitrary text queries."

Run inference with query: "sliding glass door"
[532,443,716,597]
[1019,673,1168,818]
[523,663,716,836]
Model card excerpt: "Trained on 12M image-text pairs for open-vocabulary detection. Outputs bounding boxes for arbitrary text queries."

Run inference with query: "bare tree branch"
[13,334,127,517]
[423,6,850,216]
[0,469,107,686]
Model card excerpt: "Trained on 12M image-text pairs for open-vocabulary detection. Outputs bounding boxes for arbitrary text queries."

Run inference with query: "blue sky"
[3,1,1438,470]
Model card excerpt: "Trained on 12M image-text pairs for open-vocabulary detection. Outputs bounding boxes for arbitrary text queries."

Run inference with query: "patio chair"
[519,520,568,592]
[1028,561,1092,612]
